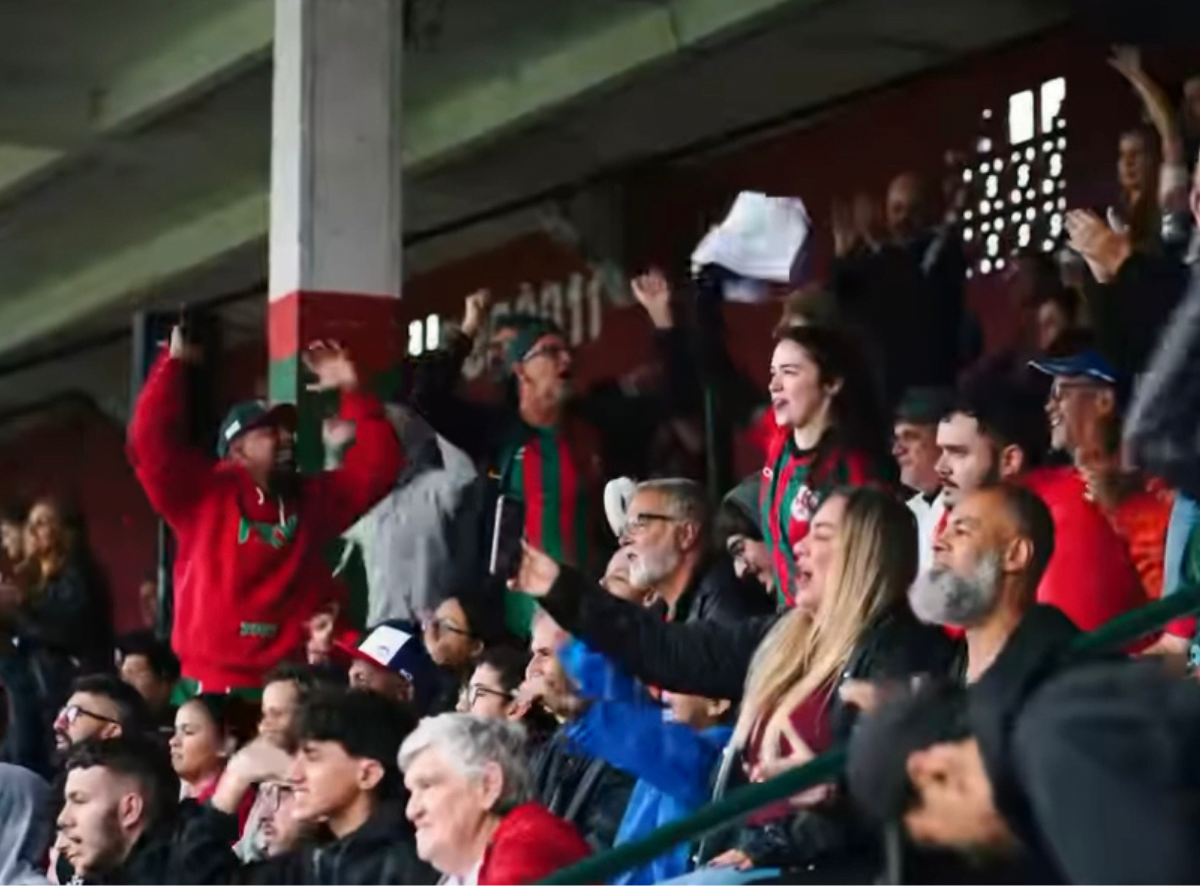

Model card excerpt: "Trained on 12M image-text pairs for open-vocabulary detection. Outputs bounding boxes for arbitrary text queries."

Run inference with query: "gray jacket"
[1125,263,1200,501]
[335,406,482,624]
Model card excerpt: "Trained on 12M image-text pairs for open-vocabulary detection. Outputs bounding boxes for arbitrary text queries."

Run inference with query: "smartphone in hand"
[489,495,526,580]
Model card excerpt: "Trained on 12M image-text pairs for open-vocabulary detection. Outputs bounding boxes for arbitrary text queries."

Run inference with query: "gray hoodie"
[334,405,482,623]
[0,763,51,885]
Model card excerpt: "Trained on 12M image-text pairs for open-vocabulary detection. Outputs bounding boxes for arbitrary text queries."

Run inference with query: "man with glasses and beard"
[53,675,150,759]
[128,327,402,697]
[622,479,773,625]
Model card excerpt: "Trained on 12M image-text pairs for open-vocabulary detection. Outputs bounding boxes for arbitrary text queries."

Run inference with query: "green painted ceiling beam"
[0,0,817,355]
[0,190,266,356]
[403,0,819,170]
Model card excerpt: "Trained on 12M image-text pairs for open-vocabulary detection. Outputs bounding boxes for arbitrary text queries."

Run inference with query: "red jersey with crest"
[758,411,882,607]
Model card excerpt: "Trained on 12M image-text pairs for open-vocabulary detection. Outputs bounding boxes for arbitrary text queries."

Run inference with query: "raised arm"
[126,328,216,526]
[303,343,404,541]
[514,543,772,701]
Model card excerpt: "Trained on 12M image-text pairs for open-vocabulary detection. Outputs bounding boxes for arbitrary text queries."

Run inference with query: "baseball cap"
[846,679,972,826]
[216,401,298,458]
[337,620,439,711]
[1028,350,1120,386]
[502,315,567,373]
[895,387,956,427]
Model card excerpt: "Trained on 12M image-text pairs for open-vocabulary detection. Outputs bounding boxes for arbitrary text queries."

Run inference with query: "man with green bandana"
[412,289,690,636]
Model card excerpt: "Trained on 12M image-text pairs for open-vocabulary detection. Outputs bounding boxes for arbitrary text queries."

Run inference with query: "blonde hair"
[733,487,917,761]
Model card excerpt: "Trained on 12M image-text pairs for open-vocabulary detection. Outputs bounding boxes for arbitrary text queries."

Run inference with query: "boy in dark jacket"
[170,687,435,885]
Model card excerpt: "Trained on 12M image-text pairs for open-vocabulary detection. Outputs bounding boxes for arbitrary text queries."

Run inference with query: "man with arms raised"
[128,329,402,694]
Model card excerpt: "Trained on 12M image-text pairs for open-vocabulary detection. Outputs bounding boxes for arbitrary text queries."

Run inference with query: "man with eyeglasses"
[53,674,149,758]
[410,288,692,638]
[622,479,773,626]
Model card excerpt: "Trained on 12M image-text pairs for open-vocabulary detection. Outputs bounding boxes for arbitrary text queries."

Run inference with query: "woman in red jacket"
[401,713,590,885]
[760,326,891,608]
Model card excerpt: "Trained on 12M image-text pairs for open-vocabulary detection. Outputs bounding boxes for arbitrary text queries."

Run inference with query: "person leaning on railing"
[510,486,958,881]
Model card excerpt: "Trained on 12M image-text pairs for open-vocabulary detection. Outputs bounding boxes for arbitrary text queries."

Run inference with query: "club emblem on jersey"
[762,466,773,480]
[790,486,819,523]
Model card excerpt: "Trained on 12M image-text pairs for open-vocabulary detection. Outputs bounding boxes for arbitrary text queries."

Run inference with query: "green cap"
[501,315,567,373]
[217,401,298,458]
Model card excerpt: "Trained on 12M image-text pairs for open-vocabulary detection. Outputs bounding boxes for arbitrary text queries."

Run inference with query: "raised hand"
[508,540,560,598]
[168,325,201,363]
[303,340,358,393]
[631,270,674,329]
[462,289,491,339]
[1066,209,1132,284]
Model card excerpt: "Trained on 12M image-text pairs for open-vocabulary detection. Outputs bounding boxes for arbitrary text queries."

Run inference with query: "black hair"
[182,693,259,750]
[774,325,890,458]
[295,688,418,801]
[714,499,762,546]
[1033,284,1081,328]
[994,483,1057,597]
[949,374,1048,471]
[116,631,181,684]
[450,593,505,648]
[264,662,346,696]
[65,734,180,828]
[0,500,28,527]
[474,644,531,696]
[70,674,151,734]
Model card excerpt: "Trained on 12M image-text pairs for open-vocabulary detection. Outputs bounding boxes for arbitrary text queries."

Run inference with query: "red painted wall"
[0,407,158,634]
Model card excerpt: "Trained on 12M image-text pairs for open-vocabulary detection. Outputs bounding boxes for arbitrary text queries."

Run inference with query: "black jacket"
[1002,659,1200,884]
[168,801,437,885]
[531,731,635,853]
[540,566,959,871]
[19,554,113,677]
[653,556,776,626]
[1125,263,1200,500]
[56,827,179,885]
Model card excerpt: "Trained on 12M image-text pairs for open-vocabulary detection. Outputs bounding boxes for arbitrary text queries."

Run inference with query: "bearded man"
[621,479,773,626]
[907,485,1077,683]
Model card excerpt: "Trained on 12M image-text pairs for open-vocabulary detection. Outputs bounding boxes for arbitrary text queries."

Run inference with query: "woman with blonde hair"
[513,486,958,879]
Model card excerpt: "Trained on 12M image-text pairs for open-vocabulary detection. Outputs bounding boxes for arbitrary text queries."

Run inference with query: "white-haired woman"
[400,714,590,885]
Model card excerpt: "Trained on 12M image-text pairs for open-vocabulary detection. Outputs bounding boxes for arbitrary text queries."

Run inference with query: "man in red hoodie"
[935,373,1146,632]
[128,326,402,694]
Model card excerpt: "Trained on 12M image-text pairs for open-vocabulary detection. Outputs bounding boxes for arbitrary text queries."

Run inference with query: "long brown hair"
[734,487,917,760]
[773,325,888,459]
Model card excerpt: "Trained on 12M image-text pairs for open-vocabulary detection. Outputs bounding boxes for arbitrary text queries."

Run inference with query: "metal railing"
[540,586,1200,884]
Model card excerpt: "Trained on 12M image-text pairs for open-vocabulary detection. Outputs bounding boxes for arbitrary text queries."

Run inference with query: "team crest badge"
[790,486,819,523]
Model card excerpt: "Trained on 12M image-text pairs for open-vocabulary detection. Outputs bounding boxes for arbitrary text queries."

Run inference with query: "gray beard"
[908,554,1001,628]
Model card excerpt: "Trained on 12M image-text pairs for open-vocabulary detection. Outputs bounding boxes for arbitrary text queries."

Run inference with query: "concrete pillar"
[268,0,403,471]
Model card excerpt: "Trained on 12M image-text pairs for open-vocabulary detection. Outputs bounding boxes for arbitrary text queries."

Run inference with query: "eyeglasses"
[624,512,676,534]
[467,683,514,707]
[258,780,295,813]
[57,704,120,727]
[522,343,570,364]
[423,617,473,640]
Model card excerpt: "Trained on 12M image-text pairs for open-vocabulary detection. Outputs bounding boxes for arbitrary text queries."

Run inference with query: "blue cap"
[1028,350,1120,385]
[344,620,439,712]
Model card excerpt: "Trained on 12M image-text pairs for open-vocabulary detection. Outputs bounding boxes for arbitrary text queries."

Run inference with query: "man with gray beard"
[622,479,773,625]
[908,485,1076,684]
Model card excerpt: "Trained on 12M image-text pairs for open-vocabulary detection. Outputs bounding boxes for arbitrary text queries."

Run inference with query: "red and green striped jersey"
[498,419,602,636]
[760,423,882,608]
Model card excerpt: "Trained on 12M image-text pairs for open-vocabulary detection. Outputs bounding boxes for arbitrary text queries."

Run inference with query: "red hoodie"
[128,353,402,691]
[478,803,590,886]
[1022,467,1148,633]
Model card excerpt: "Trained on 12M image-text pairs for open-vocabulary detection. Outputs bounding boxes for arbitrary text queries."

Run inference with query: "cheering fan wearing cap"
[128,329,402,696]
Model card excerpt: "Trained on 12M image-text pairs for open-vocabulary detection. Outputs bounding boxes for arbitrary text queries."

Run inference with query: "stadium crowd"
[1,46,1200,886]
